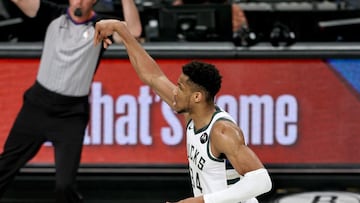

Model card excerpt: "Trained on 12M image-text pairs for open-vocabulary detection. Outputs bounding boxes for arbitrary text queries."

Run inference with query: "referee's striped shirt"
[37,13,102,96]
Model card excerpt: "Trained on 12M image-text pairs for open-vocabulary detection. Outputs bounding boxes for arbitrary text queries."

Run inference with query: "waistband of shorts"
[26,81,89,105]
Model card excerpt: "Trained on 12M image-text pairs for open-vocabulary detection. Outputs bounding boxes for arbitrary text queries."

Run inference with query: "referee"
[0,0,141,202]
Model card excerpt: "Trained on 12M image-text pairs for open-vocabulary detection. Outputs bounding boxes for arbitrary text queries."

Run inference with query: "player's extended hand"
[94,19,126,48]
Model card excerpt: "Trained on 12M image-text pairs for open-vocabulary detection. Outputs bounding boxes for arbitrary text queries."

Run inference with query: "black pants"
[0,81,89,203]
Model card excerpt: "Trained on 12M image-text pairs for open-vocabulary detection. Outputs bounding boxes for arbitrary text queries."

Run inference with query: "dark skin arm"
[94,19,266,203]
[168,120,264,203]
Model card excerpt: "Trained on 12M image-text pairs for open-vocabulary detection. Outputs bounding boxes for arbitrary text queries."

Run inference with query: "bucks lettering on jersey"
[186,108,242,197]
[186,108,260,203]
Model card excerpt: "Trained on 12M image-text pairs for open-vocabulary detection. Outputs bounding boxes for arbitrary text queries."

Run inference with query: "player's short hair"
[182,60,222,103]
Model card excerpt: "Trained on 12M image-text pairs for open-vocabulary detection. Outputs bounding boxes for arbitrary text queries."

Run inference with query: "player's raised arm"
[94,19,176,108]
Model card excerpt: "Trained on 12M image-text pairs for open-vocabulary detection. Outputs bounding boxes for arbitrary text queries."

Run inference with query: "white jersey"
[186,108,258,203]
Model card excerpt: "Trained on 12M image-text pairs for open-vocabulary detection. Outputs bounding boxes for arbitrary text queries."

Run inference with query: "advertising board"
[0,58,358,166]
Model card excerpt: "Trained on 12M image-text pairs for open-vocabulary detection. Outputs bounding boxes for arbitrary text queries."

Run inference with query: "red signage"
[0,58,359,165]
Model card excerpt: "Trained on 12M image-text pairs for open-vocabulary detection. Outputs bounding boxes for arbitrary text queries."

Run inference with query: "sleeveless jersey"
[186,108,258,203]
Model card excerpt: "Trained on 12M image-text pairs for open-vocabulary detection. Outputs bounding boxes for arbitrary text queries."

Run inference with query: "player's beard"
[175,105,190,114]
[176,109,186,114]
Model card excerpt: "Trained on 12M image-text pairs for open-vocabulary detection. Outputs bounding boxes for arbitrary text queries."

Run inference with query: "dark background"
[1,0,360,43]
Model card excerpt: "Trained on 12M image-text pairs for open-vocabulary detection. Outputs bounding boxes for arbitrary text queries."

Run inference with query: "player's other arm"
[94,20,175,107]
[11,0,40,17]
[203,121,272,203]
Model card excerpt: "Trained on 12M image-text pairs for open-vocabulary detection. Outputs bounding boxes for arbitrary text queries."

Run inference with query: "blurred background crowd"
[1,0,360,45]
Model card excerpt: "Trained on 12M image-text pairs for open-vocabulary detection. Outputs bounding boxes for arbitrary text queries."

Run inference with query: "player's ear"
[193,92,202,103]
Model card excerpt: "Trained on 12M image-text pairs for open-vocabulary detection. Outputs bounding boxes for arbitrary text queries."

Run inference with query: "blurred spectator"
[1,0,58,41]
[172,0,248,33]
[94,0,115,12]
[172,0,257,46]
[0,0,136,42]
[0,0,10,18]
[345,0,360,9]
